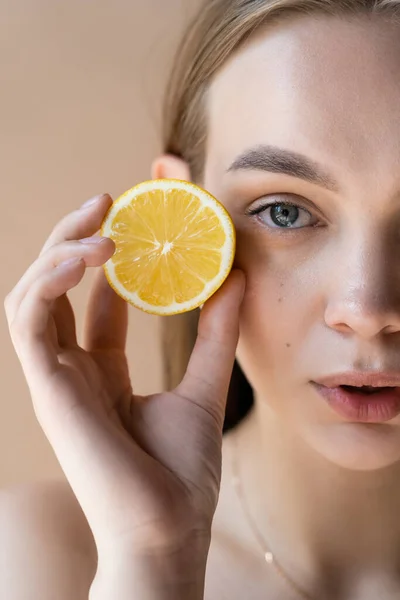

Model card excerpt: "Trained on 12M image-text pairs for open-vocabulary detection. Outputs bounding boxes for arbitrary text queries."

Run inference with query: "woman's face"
[203,14,400,470]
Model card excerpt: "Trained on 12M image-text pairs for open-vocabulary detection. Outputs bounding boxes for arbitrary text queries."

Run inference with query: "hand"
[4,193,245,592]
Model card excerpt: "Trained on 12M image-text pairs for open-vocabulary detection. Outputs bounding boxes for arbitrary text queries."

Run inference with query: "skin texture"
[206,13,400,472]
[160,13,400,599]
[3,12,400,600]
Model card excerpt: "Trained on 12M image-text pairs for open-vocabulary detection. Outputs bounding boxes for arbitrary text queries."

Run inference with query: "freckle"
[286,343,291,348]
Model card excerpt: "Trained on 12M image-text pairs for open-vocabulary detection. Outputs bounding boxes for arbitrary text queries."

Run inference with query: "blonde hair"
[161,0,400,426]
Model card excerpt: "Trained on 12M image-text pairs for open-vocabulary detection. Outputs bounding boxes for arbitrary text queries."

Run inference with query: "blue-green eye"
[249,201,317,229]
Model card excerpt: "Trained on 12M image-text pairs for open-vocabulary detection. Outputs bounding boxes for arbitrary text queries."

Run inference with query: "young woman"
[3,0,400,598]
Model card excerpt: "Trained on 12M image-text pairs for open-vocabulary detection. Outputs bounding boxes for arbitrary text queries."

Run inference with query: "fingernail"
[80,194,110,210]
[79,236,108,244]
[58,257,83,269]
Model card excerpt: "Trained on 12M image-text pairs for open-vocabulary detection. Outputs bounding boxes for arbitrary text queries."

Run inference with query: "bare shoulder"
[0,479,96,599]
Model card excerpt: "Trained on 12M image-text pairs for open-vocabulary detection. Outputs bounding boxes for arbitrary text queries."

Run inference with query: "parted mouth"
[313,372,400,390]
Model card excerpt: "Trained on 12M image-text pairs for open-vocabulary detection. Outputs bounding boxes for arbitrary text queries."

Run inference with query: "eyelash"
[247,199,320,230]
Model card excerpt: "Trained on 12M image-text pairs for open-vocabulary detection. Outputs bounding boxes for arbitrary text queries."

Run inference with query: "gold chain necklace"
[230,434,315,600]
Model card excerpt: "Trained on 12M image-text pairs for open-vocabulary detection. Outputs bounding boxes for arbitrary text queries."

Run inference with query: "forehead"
[205,15,400,181]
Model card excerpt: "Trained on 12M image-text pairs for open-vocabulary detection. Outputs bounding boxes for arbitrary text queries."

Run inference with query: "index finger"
[40,194,113,255]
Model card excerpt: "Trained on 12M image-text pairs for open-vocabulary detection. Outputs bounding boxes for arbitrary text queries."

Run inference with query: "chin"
[303,422,400,471]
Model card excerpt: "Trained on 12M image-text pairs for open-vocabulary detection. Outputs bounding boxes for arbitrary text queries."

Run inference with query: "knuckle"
[3,290,20,323]
[8,322,22,348]
[3,292,13,317]
[8,312,25,340]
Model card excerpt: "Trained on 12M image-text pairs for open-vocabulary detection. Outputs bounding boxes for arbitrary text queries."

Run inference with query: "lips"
[314,372,400,389]
[311,372,400,422]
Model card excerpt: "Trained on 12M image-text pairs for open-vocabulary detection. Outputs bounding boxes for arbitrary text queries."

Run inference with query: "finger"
[176,269,246,427]
[10,258,86,383]
[36,193,112,350]
[52,293,78,347]
[39,193,113,255]
[83,268,128,351]
[6,238,115,323]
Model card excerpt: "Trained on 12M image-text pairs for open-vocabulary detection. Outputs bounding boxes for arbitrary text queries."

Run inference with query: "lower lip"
[312,383,400,423]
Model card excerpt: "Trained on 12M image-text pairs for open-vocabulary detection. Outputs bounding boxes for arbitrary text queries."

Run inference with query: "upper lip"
[313,372,400,388]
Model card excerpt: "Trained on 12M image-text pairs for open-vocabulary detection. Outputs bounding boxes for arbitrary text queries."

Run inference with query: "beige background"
[0,0,199,487]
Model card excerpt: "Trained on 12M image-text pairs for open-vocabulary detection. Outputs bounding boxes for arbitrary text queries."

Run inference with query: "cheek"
[236,246,323,393]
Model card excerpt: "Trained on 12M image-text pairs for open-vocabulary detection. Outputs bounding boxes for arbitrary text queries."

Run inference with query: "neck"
[233,398,400,594]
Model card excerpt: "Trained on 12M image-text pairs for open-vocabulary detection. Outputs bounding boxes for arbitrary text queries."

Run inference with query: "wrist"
[90,534,211,600]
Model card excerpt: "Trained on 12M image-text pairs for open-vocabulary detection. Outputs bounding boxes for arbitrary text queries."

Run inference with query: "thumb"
[176,269,246,427]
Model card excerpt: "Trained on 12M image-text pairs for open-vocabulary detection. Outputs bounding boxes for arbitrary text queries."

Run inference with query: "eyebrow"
[227,145,340,193]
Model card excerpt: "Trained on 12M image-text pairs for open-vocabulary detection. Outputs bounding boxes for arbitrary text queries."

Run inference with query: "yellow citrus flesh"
[100,179,236,315]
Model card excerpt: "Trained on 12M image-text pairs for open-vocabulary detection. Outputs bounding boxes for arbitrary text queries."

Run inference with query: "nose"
[324,235,400,339]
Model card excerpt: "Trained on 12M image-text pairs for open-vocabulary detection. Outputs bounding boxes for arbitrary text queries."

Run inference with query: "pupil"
[271,205,299,227]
